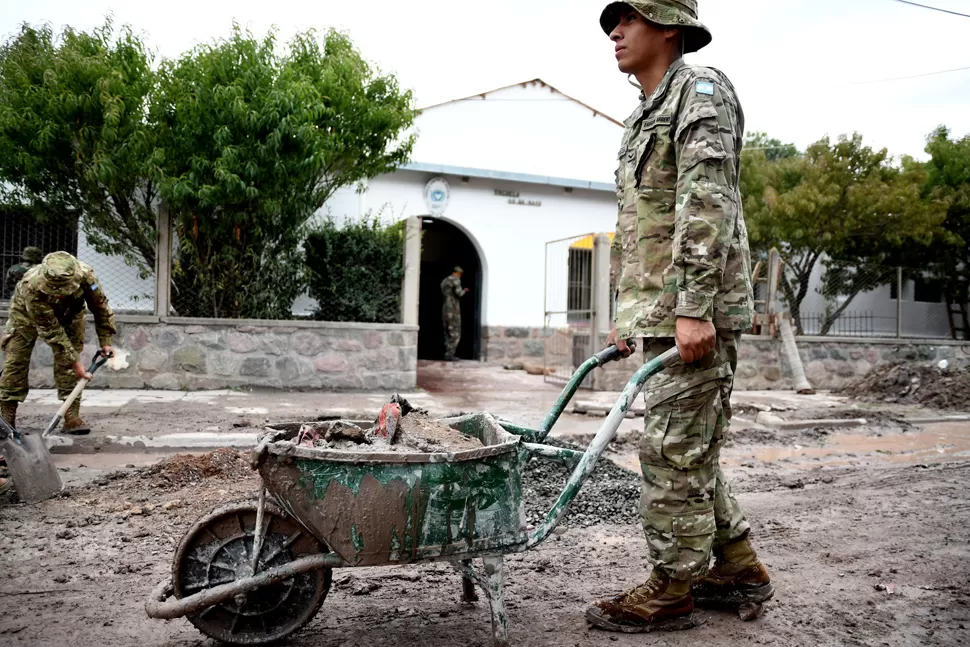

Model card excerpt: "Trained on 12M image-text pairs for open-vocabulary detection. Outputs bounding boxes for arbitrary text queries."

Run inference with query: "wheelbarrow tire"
[172,499,331,645]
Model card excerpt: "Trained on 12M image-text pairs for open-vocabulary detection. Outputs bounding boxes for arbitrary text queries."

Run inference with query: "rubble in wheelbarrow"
[295,395,484,453]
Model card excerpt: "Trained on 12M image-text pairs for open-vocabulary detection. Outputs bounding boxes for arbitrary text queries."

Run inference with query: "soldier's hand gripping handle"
[72,360,93,381]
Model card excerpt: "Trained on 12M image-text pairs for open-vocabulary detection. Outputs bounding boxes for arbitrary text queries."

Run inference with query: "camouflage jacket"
[611,58,753,338]
[5,262,35,294]
[3,262,116,364]
[440,276,464,316]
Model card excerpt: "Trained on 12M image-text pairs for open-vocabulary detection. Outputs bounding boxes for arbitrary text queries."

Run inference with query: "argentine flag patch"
[696,81,715,96]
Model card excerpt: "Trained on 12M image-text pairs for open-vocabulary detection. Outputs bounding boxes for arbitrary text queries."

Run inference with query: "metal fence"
[1,212,154,314]
[784,260,964,339]
[543,233,597,386]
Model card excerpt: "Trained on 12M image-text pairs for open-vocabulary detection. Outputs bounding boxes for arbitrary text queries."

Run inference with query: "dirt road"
[1,416,968,646]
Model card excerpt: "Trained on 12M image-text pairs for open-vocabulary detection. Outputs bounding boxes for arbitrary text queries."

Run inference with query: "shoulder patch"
[695,81,715,96]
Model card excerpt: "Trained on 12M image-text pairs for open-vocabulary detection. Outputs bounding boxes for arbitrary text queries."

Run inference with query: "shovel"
[0,350,111,504]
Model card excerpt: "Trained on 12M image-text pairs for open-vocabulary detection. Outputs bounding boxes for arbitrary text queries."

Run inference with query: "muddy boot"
[692,536,774,610]
[61,399,91,435]
[0,401,16,430]
[585,570,696,633]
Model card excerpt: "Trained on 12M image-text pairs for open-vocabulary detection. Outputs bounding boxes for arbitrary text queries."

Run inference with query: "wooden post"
[154,203,172,318]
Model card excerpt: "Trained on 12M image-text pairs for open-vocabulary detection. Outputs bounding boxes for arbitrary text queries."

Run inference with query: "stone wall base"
[483,326,965,392]
[2,315,418,391]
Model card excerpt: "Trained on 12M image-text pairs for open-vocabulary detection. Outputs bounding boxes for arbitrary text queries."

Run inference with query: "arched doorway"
[418,218,484,361]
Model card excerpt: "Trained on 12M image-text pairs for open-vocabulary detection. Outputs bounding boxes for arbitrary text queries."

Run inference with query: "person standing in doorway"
[5,246,43,295]
[585,0,772,633]
[440,266,469,361]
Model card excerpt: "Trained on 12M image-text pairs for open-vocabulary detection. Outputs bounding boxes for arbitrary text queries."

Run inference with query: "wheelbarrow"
[145,345,680,646]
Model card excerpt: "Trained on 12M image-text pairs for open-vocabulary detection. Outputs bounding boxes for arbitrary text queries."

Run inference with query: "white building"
[320,78,624,360]
[3,78,956,361]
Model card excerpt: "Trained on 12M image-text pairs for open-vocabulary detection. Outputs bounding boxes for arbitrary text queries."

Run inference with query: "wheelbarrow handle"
[527,346,681,548]
[532,341,639,441]
[594,340,638,365]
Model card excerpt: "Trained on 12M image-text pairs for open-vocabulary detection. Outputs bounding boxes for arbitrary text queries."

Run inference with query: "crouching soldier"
[0,252,116,434]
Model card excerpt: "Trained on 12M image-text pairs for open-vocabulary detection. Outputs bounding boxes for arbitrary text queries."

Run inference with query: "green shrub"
[305,216,405,323]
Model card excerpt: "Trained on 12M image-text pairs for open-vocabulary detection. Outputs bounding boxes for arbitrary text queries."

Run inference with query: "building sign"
[495,188,540,207]
[424,177,450,215]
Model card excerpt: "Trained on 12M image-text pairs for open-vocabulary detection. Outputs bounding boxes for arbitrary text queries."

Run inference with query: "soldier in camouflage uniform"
[440,267,469,361]
[0,252,116,434]
[5,247,43,295]
[586,1,773,633]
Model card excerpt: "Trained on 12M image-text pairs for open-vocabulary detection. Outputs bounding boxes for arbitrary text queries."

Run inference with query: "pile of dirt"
[840,362,970,410]
[142,448,252,489]
[521,438,640,528]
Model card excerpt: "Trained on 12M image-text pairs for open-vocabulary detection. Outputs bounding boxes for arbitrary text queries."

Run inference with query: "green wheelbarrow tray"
[146,345,680,646]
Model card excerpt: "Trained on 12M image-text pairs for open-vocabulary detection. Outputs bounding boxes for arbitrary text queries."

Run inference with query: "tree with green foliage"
[817,155,947,334]
[0,20,157,274]
[907,127,970,337]
[152,25,416,318]
[304,216,405,323]
[742,134,947,334]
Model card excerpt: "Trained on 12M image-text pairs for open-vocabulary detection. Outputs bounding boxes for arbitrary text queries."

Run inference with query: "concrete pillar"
[154,202,172,318]
[402,216,422,326]
[592,233,612,342]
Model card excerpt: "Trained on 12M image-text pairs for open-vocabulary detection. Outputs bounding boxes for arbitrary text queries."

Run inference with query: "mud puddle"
[608,422,970,474]
[728,421,970,466]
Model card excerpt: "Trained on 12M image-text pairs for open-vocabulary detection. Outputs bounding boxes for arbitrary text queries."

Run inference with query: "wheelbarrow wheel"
[172,500,331,645]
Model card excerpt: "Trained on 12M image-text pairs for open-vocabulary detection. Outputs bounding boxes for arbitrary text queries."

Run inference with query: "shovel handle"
[43,350,113,437]
[87,349,112,375]
[0,413,22,444]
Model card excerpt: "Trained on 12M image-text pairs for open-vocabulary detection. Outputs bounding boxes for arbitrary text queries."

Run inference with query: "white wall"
[76,228,155,313]
[345,170,617,327]
[795,259,951,338]
[412,81,624,184]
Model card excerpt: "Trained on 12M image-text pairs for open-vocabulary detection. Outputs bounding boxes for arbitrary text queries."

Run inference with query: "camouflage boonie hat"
[36,251,83,297]
[454,266,464,274]
[22,246,43,263]
[600,0,713,54]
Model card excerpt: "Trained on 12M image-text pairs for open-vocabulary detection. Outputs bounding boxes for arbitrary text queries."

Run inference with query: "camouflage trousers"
[443,311,461,357]
[0,317,86,403]
[638,331,750,581]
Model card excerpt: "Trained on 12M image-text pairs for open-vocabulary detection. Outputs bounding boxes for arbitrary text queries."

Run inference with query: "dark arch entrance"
[418,218,483,361]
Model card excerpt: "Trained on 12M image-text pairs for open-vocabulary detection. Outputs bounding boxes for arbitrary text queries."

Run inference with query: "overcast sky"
[3,0,968,161]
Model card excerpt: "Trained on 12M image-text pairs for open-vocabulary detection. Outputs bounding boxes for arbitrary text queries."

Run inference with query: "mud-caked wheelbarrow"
[145,345,680,646]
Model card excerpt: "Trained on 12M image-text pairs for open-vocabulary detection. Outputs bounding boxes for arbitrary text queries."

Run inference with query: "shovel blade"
[1,433,63,504]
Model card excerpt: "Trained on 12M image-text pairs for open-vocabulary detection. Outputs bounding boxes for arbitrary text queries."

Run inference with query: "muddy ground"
[1,380,969,646]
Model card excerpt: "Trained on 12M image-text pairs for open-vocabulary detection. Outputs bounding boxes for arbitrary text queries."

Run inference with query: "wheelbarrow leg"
[460,559,479,603]
[482,556,509,647]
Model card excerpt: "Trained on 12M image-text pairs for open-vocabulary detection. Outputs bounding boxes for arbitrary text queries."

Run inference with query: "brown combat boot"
[61,399,91,435]
[0,401,16,430]
[692,535,774,608]
[585,570,696,633]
